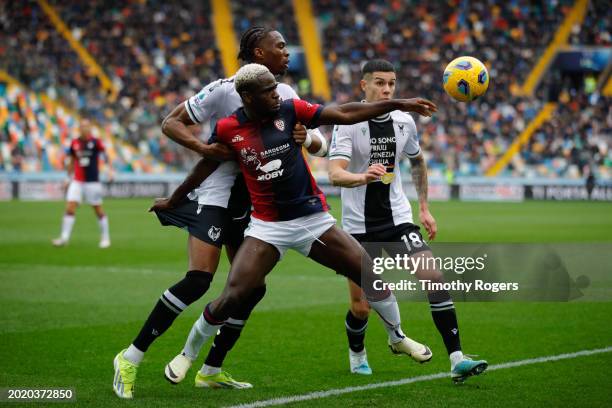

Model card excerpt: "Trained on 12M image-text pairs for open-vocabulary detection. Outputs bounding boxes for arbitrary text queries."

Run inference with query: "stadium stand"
[1,0,224,169]
[0,0,609,179]
[312,0,610,179]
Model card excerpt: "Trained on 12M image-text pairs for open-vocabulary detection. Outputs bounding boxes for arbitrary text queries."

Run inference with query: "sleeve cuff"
[184,100,201,124]
[328,153,351,161]
[403,147,421,159]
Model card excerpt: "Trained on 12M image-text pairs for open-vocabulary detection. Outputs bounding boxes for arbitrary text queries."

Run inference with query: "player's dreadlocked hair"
[238,26,273,62]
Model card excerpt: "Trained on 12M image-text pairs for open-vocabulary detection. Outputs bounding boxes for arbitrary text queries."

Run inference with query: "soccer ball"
[443,56,489,102]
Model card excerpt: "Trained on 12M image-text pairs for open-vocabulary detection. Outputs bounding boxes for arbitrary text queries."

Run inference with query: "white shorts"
[66,181,104,205]
[245,212,337,258]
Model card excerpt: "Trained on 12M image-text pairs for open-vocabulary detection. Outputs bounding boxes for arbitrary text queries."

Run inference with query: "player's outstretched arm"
[148,158,220,212]
[317,98,437,126]
[409,152,437,241]
[328,159,386,187]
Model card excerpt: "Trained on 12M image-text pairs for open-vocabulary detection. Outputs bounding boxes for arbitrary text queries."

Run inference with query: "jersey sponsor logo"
[274,119,285,131]
[259,159,282,173]
[257,159,284,181]
[369,135,396,166]
[87,141,94,149]
[208,226,222,242]
[260,143,290,159]
[241,147,261,169]
[231,134,244,143]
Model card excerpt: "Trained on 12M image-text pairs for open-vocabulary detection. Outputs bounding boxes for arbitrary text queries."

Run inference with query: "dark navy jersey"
[210,99,328,222]
[68,136,105,182]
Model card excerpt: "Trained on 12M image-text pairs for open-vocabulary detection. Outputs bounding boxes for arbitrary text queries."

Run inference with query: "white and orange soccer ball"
[443,56,489,102]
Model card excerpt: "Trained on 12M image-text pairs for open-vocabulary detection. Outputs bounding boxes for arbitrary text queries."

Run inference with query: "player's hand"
[363,163,387,183]
[148,197,174,213]
[200,143,235,161]
[419,207,437,241]
[292,122,308,145]
[398,98,437,117]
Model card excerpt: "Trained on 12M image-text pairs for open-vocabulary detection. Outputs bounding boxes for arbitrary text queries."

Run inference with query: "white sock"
[123,344,144,365]
[368,293,405,343]
[60,214,75,241]
[200,364,221,375]
[98,215,109,241]
[450,350,464,370]
[182,313,223,361]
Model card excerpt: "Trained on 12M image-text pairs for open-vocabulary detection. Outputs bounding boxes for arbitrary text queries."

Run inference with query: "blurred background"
[0,0,610,202]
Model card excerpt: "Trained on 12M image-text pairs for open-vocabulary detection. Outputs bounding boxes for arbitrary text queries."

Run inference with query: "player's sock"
[60,214,75,241]
[123,344,144,365]
[203,285,267,368]
[345,310,368,353]
[98,215,110,241]
[367,292,406,343]
[428,290,462,355]
[132,271,212,353]
[201,364,222,375]
[183,303,225,361]
[449,350,464,370]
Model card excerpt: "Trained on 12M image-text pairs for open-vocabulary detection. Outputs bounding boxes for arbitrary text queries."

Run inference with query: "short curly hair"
[234,63,271,94]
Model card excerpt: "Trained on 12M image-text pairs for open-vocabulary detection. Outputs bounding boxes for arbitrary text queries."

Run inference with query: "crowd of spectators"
[313,0,610,179]
[0,0,609,179]
[1,0,222,169]
[0,81,161,173]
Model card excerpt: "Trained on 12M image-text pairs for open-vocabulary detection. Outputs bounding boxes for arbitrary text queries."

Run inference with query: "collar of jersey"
[236,107,249,124]
[361,99,391,122]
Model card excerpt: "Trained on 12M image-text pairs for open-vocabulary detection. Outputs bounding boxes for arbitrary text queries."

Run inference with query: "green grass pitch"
[1,198,611,407]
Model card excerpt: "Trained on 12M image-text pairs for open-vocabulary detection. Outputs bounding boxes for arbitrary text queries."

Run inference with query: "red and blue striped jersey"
[210,99,328,222]
[68,136,105,182]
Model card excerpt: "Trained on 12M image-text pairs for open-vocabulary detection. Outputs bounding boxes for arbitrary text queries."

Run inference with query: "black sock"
[345,310,368,353]
[133,271,212,352]
[204,285,266,368]
[428,290,461,354]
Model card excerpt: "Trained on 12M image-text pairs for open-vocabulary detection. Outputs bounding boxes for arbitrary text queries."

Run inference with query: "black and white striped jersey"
[328,110,421,234]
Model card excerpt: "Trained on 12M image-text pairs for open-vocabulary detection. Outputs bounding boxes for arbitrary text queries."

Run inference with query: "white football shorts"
[66,181,104,205]
[244,211,337,258]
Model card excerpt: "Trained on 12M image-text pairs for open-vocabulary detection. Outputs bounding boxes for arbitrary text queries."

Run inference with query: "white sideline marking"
[226,346,612,408]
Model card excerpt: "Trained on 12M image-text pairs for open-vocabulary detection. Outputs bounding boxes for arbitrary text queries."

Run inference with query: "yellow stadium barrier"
[520,0,589,96]
[210,0,240,77]
[486,102,557,176]
[37,0,118,101]
[293,0,331,100]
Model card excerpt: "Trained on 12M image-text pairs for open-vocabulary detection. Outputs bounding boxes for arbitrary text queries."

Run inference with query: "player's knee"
[350,300,370,320]
[167,270,213,306]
